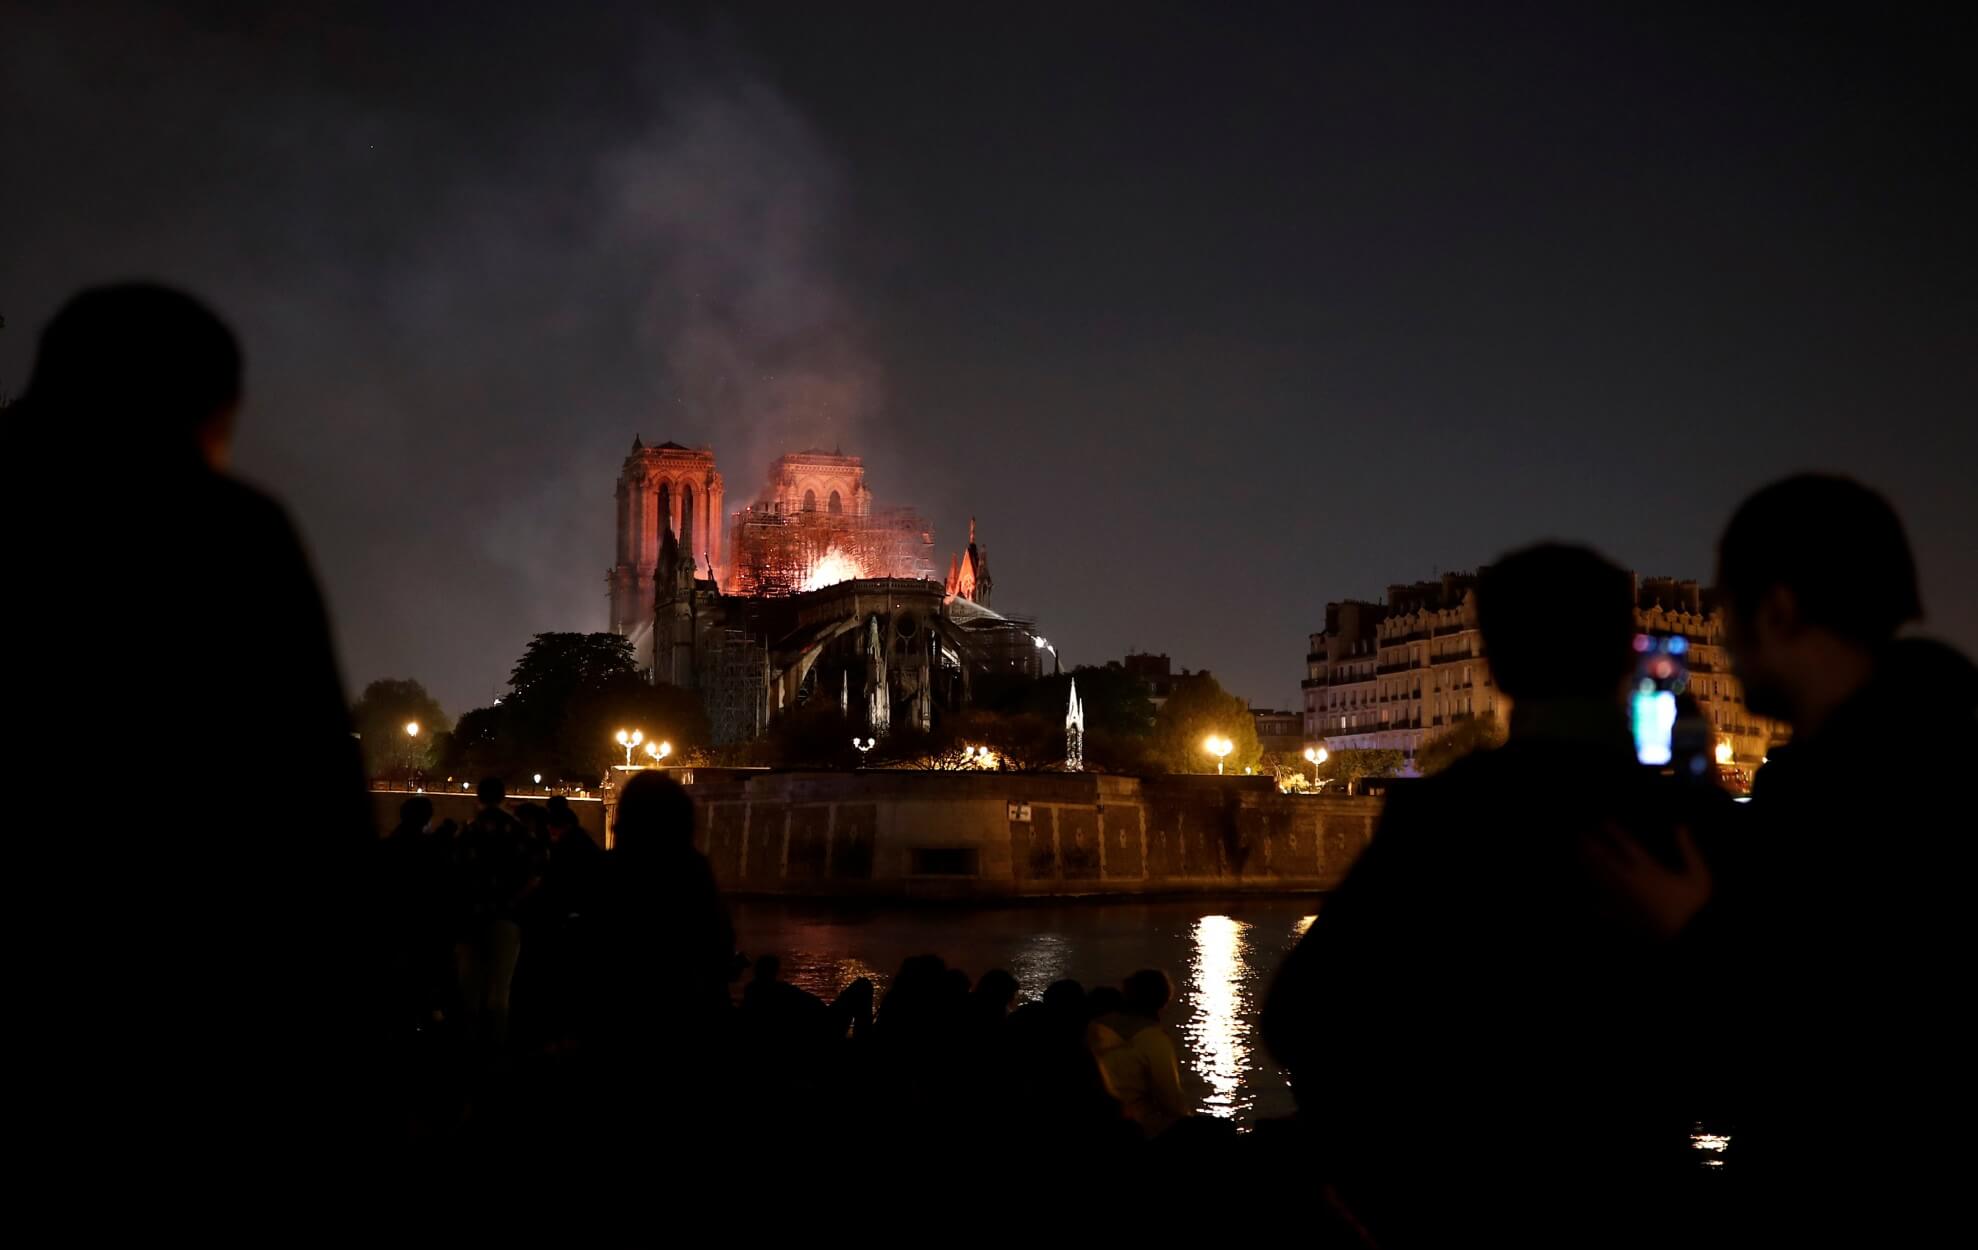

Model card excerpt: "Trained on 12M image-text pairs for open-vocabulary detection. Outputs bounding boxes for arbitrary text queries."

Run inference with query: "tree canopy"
[439,632,709,784]
[350,678,448,778]
[1150,673,1261,774]
[1315,748,1406,792]
[1415,716,1507,775]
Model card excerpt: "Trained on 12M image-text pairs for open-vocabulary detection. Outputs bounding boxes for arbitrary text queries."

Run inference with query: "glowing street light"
[646,739,673,765]
[1304,745,1328,787]
[615,728,644,768]
[533,773,543,786]
[852,736,876,765]
[1204,734,1234,775]
[1715,739,1735,766]
[399,721,424,788]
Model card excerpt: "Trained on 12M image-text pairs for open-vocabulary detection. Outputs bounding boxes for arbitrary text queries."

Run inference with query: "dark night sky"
[4,1,1973,717]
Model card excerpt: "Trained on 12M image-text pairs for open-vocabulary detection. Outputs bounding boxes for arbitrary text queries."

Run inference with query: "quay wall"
[664,770,1378,899]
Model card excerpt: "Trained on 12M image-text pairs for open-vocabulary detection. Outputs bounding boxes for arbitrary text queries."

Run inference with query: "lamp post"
[615,728,644,768]
[1304,745,1328,789]
[402,721,421,788]
[853,736,875,766]
[646,739,673,766]
[1204,734,1233,775]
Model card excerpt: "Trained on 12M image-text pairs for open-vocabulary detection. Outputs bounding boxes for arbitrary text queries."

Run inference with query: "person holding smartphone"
[1262,543,1730,1247]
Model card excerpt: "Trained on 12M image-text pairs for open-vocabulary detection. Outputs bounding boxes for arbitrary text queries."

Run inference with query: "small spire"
[631,433,644,451]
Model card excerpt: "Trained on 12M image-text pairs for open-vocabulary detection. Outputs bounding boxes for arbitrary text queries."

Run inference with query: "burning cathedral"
[607,439,1050,743]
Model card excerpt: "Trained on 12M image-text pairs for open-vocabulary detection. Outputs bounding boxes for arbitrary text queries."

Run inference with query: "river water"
[730,898,1318,1124]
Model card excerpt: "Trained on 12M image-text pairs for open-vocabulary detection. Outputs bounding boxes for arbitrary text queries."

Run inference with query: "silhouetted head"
[544,796,579,841]
[974,968,1020,1011]
[941,968,972,1001]
[514,802,548,838]
[612,771,696,859]
[21,284,242,468]
[477,776,506,807]
[1122,969,1173,1019]
[1479,544,1635,702]
[1042,979,1086,1016]
[1086,986,1126,1019]
[398,796,434,829]
[754,954,781,983]
[1717,475,1921,721]
[837,977,875,1014]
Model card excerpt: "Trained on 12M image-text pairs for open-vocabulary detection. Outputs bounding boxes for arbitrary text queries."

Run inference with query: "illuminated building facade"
[609,438,1045,743]
[1302,571,1788,770]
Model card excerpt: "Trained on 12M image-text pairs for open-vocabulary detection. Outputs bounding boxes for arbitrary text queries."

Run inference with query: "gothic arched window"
[828,489,842,515]
[803,489,817,512]
[657,482,671,538]
[681,483,695,547]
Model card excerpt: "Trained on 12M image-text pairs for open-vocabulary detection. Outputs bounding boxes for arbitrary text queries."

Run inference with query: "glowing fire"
[801,546,865,591]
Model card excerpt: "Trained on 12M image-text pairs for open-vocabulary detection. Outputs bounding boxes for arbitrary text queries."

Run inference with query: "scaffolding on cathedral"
[725,504,937,598]
[698,628,771,745]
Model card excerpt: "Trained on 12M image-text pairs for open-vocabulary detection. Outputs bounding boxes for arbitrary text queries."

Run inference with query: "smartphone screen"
[1630,634,1688,766]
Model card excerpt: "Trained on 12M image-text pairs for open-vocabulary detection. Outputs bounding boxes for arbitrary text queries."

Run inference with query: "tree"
[1316,748,1406,793]
[1051,665,1158,739]
[762,704,862,769]
[350,678,449,779]
[969,664,1157,740]
[1415,716,1507,776]
[1150,673,1261,774]
[927,708,1065,771]
[437,632,711,785]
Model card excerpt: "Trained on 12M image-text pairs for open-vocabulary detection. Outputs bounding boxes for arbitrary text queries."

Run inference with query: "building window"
[803,488,817,512]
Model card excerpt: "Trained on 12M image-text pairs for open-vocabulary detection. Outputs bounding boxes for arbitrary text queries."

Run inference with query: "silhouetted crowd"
[376,772,1232,1170]
[16,285,1974,1239]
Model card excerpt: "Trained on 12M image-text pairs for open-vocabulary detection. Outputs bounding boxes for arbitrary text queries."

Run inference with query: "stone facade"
[608,439,725,651]
[760,450,871,518]
[651,769,1378,898]
[1302,571,1790,770]
[1251,707,1305,756]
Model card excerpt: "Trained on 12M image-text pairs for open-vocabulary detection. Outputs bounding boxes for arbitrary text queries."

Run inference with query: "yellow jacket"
[1088,1013,1189,1137]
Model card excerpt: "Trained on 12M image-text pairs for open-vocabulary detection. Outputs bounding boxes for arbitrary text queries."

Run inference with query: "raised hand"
[1582,821,1713,941]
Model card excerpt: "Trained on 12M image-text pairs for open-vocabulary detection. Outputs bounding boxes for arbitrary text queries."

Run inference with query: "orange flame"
[801,546,865,591]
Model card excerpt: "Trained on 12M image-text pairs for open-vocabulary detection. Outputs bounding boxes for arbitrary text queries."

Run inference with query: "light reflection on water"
[730,899,1323,1121]
[733,901,1736,1159]
[1185,915,1250,1118]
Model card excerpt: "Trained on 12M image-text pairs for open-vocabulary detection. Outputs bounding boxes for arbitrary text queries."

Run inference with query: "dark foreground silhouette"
[13,288,1971,1234]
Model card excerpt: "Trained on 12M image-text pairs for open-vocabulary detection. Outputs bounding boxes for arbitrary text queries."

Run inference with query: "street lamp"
[1715,739,1735,766]
[646,739,673,765]
[1304,745,1328,788]
[852,736,875,765]
[1204,734,1233,775]
[401,721,422,788]
[615,728,644,768]
[533,773,543,787]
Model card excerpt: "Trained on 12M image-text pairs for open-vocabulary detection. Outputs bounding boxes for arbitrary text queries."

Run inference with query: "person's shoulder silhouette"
[13,283,372,1170]
[1261,543,1704,1246]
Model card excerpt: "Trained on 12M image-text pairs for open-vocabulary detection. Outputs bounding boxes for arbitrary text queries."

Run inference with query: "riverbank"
[669,769,1381,899]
